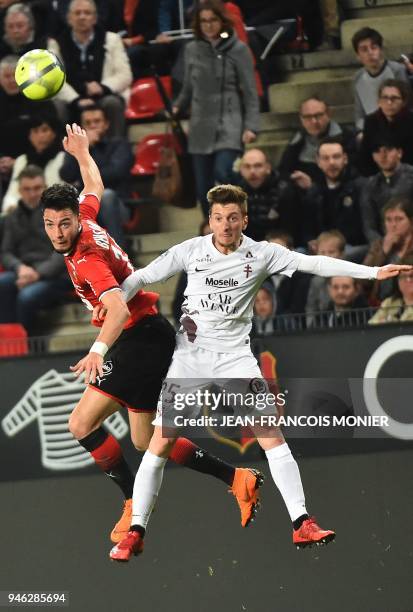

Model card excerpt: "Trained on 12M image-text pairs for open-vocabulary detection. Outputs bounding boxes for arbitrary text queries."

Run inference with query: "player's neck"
[212,235,243,255]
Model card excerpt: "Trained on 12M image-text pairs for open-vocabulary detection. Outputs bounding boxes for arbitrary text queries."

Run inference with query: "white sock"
[131,451,167,530]
[265,443,307,523]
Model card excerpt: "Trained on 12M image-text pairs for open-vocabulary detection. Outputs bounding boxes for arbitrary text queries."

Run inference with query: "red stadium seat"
[0,323,28,357]
[131,133,182,176]
[125,76,173,120]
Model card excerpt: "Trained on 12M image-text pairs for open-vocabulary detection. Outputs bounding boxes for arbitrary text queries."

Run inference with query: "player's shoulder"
[79,192,100,220]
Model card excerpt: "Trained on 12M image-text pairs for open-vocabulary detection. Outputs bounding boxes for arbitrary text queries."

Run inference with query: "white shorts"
[153,334,264,427]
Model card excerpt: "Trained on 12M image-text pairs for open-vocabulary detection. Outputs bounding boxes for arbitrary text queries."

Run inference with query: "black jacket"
[239,171,303,245]
[302,167,367,245]
[60,137,134,196]
[1,202,66,278]
[360,163,413,242]
[279,122,358,183]
[359,108,413,177]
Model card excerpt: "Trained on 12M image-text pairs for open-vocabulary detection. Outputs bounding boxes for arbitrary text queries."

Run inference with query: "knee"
[68,412,93,440]
[130,429,152,452]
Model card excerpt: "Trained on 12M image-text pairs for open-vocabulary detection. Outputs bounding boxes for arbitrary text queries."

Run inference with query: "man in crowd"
[60,104,133,249]
[301,137,367,260]
[360,136,413,243]
[317,276,369,328]
[278,96,356,186]
[0,165,70,334]
[238,148,302,246]
[351,27,408,132]
[49,0,132,137]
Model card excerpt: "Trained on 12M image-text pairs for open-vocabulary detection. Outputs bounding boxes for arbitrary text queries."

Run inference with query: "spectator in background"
[172,218,211,326]
[279,96,356,187]
[0,0,51,38]
[47,0,124,37]
[0,165,70,334]
[60,104,133,249]
[264,230,311,321]
[0,55,56,200]
[359,79,413,177]
[316,276,369,328]
[369,255,413,324]
[0,3,48,60]
[352,27,408,133]
[49,0,133,137]
[360,137,413,243]
[363,196,413,302]
[301,137,367,259]
[251,283,277,336]
[3,114,64,212]
[172,0,259,216]
[238,148,301,245]
[306,230,346,325]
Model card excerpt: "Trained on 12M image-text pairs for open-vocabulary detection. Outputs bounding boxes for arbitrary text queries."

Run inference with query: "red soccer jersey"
[64,193,158,329]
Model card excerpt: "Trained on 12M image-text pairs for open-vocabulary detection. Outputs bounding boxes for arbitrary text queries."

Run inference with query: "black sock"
[78,427,134,499]
[130,524,146,538]
[169,437,236,486]
[293,514,309,530]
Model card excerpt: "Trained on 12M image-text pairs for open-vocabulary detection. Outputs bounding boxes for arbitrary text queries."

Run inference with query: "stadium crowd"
[0,0,413,340]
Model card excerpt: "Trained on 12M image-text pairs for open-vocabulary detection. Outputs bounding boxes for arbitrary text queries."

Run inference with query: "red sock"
[90,434,122,471]
[169,437,197,464]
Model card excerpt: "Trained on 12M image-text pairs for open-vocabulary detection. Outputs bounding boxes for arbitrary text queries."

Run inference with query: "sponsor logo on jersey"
[195,254,213,264]
[205,277,239,287]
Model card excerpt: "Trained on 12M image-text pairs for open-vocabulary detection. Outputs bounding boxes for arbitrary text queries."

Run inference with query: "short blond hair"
[207,184,248,215]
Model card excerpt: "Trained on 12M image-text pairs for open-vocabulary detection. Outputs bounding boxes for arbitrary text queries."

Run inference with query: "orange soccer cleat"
[229,467,264,527]
[110,498,132,543]
[110,530,144,562]
[293,517,336,549]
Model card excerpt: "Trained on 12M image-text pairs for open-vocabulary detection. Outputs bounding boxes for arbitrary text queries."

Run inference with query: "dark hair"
[192,0,233,40]
[265,229,294,249]
[378,78,411,105]
[371,133,403,152]
[382,196,413,221]
[29,113,61,135]
[18,164,44,182]
[352,27,383,53]
[40,183,79,214]
[317,136,345,154]
[80,103,109,122]
[207,184,248,214]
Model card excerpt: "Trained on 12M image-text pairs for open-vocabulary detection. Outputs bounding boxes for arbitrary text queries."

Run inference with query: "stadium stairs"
[46,0,413,350]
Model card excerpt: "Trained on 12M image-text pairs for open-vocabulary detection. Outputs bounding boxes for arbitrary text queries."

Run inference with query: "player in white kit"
[108,184,411,561]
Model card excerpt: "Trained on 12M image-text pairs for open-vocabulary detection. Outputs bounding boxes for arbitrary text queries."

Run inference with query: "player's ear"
[243,214,248,229]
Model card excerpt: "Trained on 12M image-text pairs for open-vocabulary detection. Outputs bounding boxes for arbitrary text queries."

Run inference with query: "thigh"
[89,314,176,412]
[18,280,53,305]
[128,410,154,450]
[71,385,121,432]
[0,271,17,289]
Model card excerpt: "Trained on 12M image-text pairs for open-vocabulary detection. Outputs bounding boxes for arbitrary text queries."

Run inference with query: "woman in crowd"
[369,255,413,323]
[173,0,259,216]
[363,196,413,302]
[359,78,413,176]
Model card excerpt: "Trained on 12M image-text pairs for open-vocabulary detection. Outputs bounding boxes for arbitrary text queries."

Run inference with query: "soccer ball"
[15,49,65,101]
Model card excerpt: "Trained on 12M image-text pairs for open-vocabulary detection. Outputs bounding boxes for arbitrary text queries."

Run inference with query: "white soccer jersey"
[122,234,379,352]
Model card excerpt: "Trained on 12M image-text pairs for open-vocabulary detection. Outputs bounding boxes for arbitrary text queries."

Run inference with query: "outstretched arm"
[62,123,104,200]
[294,252,412,280]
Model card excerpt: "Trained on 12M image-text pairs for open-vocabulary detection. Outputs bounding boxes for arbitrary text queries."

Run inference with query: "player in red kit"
[41,123,263,544]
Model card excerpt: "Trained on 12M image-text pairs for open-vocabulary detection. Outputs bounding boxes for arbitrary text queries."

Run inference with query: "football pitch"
[1,448,412,612]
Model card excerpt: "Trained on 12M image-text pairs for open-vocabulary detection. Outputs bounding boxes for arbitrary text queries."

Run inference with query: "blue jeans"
[192,150,240,217]
[0,271,71,334]
[96,189,129,250]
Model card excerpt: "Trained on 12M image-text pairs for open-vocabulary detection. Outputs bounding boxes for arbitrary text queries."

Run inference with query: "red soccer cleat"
[229,467,264,527]
[109,530,144,562]
[110,498,132,543]
[293,517,335,549]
